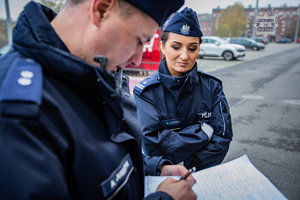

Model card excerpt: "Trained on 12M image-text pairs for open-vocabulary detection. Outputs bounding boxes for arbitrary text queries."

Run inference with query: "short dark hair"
[160,31,202,46]
[117,0,137,18]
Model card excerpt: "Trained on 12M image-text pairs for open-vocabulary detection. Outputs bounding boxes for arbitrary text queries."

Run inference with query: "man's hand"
[156,177,197,200]
[157,165,197,200]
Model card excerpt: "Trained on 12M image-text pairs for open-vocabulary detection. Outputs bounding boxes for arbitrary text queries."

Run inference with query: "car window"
[243,39,251,44]
[248,38,256,43]
[215,38,228,44]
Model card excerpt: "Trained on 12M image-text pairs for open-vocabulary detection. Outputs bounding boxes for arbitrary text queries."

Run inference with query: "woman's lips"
[178,62,188,66]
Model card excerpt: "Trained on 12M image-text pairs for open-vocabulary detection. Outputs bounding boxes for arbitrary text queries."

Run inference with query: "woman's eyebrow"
[170,41,199,45]
[171,41,182,44]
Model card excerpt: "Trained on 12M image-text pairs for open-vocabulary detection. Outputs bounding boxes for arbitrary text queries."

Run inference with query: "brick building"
[209,4,299,41]
[197,14,212,36]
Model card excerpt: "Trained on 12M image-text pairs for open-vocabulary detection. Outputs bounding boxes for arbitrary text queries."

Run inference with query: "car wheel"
[223,51,234,60]
[252,46,258,51]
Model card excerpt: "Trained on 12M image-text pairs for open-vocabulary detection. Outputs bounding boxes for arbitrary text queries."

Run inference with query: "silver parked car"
[199,36,246,60]
[0,44,12,57]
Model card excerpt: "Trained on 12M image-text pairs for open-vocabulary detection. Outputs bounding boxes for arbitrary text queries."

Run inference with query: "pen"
[179,167,196,181]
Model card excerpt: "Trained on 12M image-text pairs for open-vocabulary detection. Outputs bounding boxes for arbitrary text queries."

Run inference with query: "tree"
[0,19,16,47]
[215,2,247,37]
[40,0,66,13]
[0,0,65,47]
[286,20,300,39]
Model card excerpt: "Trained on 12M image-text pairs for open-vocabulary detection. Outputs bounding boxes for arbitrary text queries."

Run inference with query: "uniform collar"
[13,1,123,135]
[158,58,199,93]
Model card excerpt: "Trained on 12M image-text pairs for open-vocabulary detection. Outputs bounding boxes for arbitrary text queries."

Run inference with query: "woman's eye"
[172,46,180,50]
[189,48,196,51]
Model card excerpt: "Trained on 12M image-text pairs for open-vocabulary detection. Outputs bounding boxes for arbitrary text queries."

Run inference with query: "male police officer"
[0,0,197,199]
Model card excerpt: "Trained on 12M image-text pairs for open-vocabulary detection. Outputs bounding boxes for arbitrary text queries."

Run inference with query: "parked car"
[276,38,291,43]
[229,37,265,51]
[296,38,300,43]
[222,37,231,42]
[0,44,12,57]
[199,36,246,60]
[254,37,268,44]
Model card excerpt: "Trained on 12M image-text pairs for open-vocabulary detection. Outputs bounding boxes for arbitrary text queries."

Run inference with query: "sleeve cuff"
[144,191,174,200]
[145,156,172,176]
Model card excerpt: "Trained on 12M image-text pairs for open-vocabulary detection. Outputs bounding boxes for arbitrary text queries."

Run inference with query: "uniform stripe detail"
[220,101,225,136]
[136,84,145,90]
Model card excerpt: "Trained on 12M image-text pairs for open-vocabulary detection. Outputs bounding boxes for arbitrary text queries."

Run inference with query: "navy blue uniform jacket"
[134,59,233,170]
[0,2,172,200]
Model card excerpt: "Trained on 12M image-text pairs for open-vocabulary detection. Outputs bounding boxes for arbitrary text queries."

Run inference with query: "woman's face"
[160,32,200,77]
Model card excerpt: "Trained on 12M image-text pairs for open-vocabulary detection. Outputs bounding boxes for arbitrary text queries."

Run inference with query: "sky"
[1,0,300,20]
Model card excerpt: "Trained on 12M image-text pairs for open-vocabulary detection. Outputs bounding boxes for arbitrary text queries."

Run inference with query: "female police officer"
[134,7,233,171]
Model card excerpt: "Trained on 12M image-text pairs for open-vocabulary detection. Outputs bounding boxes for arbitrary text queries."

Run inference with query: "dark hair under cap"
[163,7,203,37]
[125,0,184,26]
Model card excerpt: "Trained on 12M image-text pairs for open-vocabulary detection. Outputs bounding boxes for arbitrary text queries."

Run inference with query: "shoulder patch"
[198,70,222,85]
[134,76,161,94]
[0,58,43,104]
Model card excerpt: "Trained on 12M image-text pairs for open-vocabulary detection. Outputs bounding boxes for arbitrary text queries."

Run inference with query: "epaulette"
[134,76,161,94]
[198,70,222,85]
[0,58,43,118]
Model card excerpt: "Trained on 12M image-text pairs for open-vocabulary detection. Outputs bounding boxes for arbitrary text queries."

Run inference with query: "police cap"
[125,0,184,26]
[163,7,203,37]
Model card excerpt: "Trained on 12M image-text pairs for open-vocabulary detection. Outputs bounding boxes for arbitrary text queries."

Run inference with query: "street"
[213,44,300,200]
[128,43,300,200]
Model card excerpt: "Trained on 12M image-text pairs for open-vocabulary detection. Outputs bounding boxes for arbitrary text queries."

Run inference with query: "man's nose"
[128,49,143,67]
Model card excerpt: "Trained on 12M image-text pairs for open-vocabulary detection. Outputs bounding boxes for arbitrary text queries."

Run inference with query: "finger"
[177,167,190,176]
[164,177,179,184]
[186,175,196,185]
[156,177,178,192]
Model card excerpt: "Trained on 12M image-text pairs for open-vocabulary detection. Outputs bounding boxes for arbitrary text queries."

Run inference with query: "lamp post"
[4,0,12,45]
[294,6,300,43]
[252,0,259,38]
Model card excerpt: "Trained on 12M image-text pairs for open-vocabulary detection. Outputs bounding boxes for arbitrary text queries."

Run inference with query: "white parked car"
[0,44,12,57]
[199,36,246,60]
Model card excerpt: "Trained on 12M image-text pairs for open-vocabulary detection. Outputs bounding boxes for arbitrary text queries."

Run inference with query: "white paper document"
[145,155,287,200]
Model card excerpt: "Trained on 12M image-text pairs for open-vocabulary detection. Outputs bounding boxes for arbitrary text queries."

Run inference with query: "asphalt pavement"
[208,44,300,200]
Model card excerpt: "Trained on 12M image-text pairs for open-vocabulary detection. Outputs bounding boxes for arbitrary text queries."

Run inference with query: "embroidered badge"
[100,154,134,199]
[180,24,190,35]
[18,70,34,86]
[161,118,181,130]
[0,58,43,104]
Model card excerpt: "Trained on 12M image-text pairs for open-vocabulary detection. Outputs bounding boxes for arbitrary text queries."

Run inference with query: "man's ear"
[91,0,114,26]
